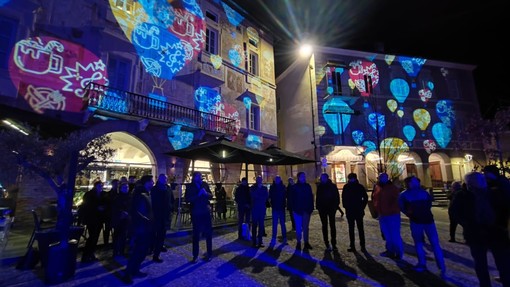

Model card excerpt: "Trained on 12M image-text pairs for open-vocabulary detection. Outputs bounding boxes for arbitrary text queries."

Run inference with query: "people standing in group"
[372,172,403,259]
[447,181,462,243]
[268,175,287,245]
[315,173,340,252]
[122,175,154,284]
[128,175,137,194]
[234,177,251,241]
[150,174,174,263]
[399,176,446,275]
[286,177,296,232]
[342,173,368,252]
[111,182,131,258]
[215,182,227,221]
[250,175,269,248]
[79,180,107,263]
[452,169,510,287]
[102,179,118,246]
[290,171,314,250]
[185,171,213,263]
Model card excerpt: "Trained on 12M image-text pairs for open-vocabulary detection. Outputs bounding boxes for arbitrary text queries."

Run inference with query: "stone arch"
[427,152,452,188]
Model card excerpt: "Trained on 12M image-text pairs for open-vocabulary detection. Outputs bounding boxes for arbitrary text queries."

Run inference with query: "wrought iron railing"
[83,82,237,136]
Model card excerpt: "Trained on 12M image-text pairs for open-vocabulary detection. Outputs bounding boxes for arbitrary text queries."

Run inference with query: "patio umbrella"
[263,144,318,166]
[165,138,276,165]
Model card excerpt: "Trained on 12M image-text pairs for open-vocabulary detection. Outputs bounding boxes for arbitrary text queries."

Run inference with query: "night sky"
[230,0,506,118]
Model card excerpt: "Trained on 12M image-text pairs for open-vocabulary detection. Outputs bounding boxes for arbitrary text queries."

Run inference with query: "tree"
[0,124,114,242]
[455,106,510,177]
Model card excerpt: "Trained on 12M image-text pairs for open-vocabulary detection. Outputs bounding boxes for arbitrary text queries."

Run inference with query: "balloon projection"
[432,122,452,148]
[361,140,376,155]
[385,55,395,66]
[8,36,109,114]
[436,100,456,128]
[389,78,410,108]
[403,125,416,143]
[348,60,379,96]
[386,99,397,113]
[413,108,431,136]
[380,137,409,162]
[322,98,351,135]
[398,56,427,88]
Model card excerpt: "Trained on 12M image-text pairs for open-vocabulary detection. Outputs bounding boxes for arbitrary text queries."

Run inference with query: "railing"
[82,82,237,136]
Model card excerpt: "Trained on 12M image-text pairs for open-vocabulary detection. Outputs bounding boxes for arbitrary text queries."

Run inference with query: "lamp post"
[300,44,319,177]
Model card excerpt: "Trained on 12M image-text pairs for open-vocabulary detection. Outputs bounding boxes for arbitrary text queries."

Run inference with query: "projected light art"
[423,139,437,154]
[322,98,351,135]
[9,36,109,114]
[368,112,385,132]
[418,87,432,104]
[228,44,243,67]
[246,134,262,150]
[390,78,410,109]
[168,125,194,150]
[194,86,241,134]
[398,56,426,88]
[413,108,431,136]
[380,137,409,162]
[348,60,379,97]
[432,122,452,148]
[436,100,456,128]
[351,130,364,145]
[386,99,397,113]
[384,55,395,65]
[403,125,416,144]
[221,2,244,26]
[361,140,376,155]
[1,0,11,6]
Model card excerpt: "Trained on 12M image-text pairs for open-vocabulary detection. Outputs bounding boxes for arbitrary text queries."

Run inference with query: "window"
[0,16,17,69]
[248,51,258,75]
[115,0,134,13]
[205,11,218,23]
[205,27,218,54]
[108,56,131,90]
[247,104,260,130]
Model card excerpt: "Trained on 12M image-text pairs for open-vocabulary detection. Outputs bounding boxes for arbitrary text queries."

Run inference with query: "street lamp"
[300,44,319,177]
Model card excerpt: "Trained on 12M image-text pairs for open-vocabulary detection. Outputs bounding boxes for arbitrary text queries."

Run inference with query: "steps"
[430,189,449,206]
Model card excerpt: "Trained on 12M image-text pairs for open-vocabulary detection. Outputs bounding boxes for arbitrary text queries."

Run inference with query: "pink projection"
[348,60,379,97]
[8,36,108,114]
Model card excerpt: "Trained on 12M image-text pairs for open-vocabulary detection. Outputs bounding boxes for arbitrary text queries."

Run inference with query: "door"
[429,161,443,187]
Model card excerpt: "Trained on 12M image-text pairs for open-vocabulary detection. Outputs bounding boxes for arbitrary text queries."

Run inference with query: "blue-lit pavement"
[0,207,503,286]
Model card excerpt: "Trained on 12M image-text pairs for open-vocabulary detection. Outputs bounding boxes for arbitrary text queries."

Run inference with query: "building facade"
[277,46,485,190]
[0,0,278,223]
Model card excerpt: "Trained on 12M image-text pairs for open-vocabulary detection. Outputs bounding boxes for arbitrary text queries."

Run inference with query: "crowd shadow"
[277,248,318,287]
[319,250,357,286]
[354,250,406,286]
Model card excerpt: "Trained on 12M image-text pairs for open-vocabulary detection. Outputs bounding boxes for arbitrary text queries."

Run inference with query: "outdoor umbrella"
[263,144,318,166]
[165,138,276,165]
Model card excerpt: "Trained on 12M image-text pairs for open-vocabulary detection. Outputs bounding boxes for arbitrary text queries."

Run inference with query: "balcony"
[82,83,237,137]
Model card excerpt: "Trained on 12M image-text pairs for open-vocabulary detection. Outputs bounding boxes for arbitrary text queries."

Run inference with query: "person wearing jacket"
[122,175,154,284]
[250,175,269,248]
[342,173,368,252]
[185,171,213,263]
[399,176,445,275]
[269,175,287,245]
[150,174,174,263]
[111,182,131,258]
[290,171,314,250]
[315,173,340,251]
[372,172,403,259]
[234,177,251,240]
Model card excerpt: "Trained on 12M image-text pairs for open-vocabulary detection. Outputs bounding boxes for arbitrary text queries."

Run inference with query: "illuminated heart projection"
[403,125,416,142]
[419,88,432,104]
[432,122,452,148]
[387,99,397,113]
[132,23,186,79]
[211,54,223,69]
[351,130,365,145]
[348,60,379,96]
[423,139,437,154]
[385,55,395,65]
[168,125,193,150]
[194,87,240,136]
[228,44,243,67]
[397,110,404,118]
[221,2,244,26]
[368,113,385,132]
[362,140,376,155]
[322,98,351,135]
[398,56,427,87]
[413,108,431,136]
[108,0,205,77]
[389,78,410,106]
[436,100,456,128]
[9,36,108,114]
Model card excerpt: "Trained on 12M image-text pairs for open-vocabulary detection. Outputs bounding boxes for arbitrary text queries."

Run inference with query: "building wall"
[0,0,277,227]
[277,46,485,187]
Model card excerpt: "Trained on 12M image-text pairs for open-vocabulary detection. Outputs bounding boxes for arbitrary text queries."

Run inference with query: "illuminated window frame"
[247,104,260,131]
[205,27,218,54]
[248,51,258,76]
[115,0,134,14]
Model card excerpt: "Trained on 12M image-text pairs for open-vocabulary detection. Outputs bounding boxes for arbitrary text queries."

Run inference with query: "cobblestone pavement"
[0,207,504,287]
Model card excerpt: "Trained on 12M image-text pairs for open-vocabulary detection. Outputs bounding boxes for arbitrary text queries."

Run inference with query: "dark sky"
[230,0,506,118]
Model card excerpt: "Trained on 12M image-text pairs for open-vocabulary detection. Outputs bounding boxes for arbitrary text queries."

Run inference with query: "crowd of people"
[76,165,509,286]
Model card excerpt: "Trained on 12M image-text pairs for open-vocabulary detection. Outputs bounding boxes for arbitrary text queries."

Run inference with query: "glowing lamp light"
[299,44,313,58]
[222,150,226,158]
[464,154,473,162]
